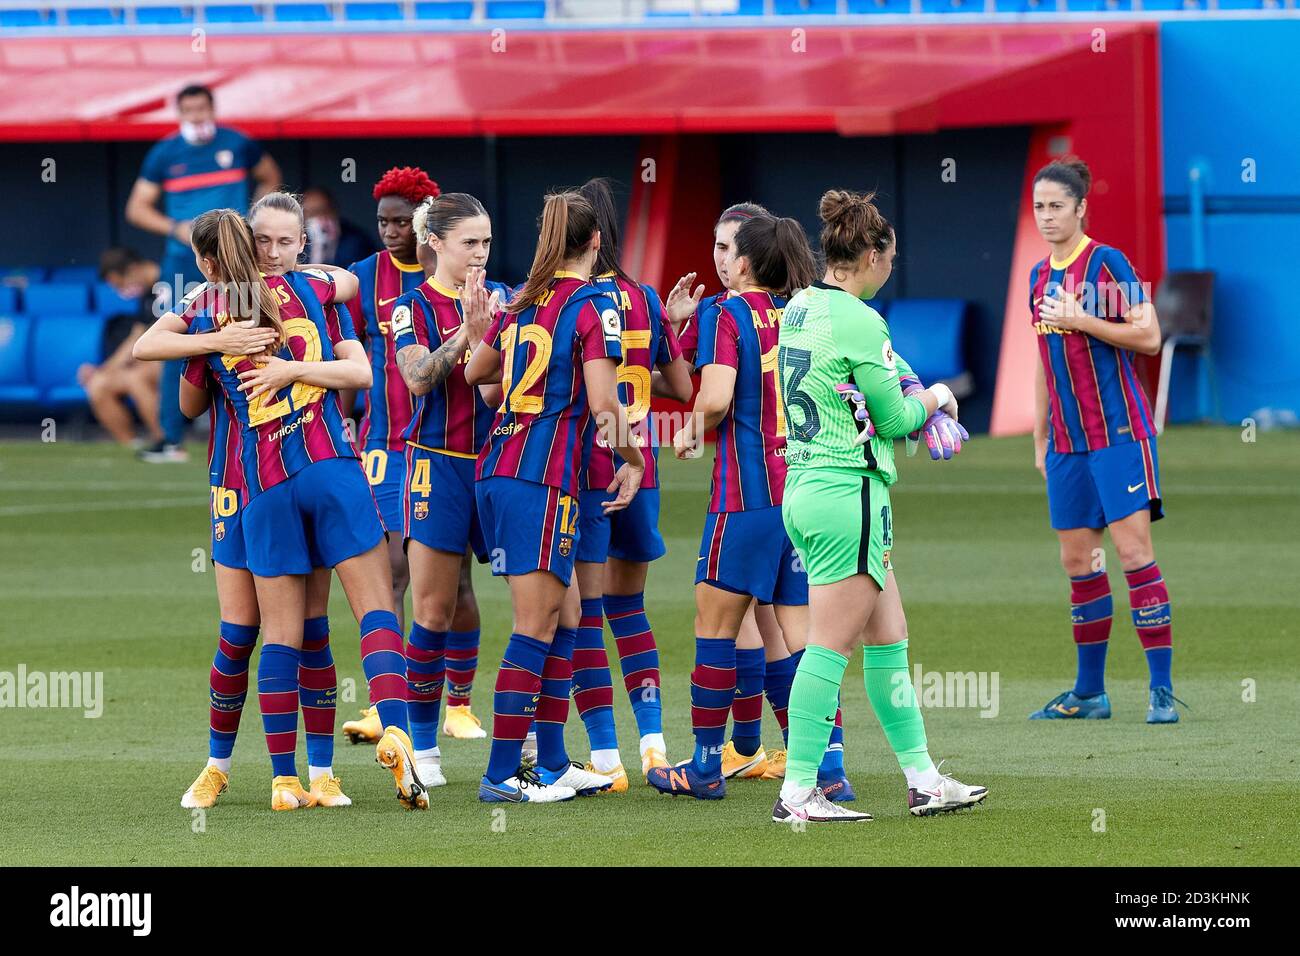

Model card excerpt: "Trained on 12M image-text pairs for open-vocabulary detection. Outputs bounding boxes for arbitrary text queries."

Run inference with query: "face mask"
[179,120,216,145]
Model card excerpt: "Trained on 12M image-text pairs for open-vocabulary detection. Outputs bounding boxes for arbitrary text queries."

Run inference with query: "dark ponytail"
[507,191,598,313]
[578,177,630,283]
[818,188,894,270]
[190,208,283,344]
[716,202,770,229]
[732,216,817,297]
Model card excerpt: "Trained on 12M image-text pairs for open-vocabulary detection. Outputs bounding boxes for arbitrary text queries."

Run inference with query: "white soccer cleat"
[537,761,614,796]
[478,770,577,804]
[772,786,872,823]
[907,770,988,817]
[416,759,447,788]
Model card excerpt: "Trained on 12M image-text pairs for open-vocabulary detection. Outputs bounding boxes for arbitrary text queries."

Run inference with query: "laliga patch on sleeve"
[391,304,412,336]
[881,339,897,371]
[300,268,330,283]
[601,307,622,342]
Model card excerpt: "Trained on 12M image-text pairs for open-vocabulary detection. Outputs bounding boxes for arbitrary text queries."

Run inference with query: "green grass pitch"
[0,425,1296,866]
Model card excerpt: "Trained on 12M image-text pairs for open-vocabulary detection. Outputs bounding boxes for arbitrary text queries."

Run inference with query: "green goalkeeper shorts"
[782,467,893,589]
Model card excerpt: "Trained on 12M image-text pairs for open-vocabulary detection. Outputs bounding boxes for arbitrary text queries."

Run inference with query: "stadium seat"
[485,1,547,16]
[773,0,839,14]
[0,287,20,314]
[93,283,137,315]
[344,2,406,19]
[919,0,978,11]
[0,267,46,285]
[847,0,913,13]
[23,284,90,315]
[33,314,109,407]
[1140,0,1205,8]
[1064,0,1131,8]
[883,299,971,398]
[0,315,40,406]
[66,7,124,25]
[136,5,196,23]
[414,1,475,18]
[48,265,100,285]
[204,4,265,22]
[272,3,334,21]
[0,8,46,26]
[994,0,1059,11]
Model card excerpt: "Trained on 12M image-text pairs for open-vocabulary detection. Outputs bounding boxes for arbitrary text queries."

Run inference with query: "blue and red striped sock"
[257,643,300,779]
[691,637,736,777]
[1071,570,1112,697]
[604,592,662,738]
[730,646,765,757]
[765,649,800,746]
[298,616,336,772]
[1126,562,1173,689]
[537,626,577,772]
[572,599,618,752]
[486,634,549,784]
[819,705,845,773]
[445,628,480,707]
[209,621,257,761]
[406,622,446,754]
[360,610,408,735]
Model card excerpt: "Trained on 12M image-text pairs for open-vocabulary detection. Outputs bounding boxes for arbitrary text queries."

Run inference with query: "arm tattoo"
[399,335,464,391]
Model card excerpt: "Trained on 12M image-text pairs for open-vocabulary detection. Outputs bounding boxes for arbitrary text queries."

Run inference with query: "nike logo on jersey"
[1128,482,1146,493]
[379,295,401,306]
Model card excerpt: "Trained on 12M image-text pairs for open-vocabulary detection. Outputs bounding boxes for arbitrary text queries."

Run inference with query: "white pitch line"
[0,497,204,517]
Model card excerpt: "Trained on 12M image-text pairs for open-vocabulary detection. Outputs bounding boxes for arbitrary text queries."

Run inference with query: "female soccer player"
[1025,159,1179,724]
[649,213,816,801]
[566,178,693,790]
[466,190,645,805]
[136,207,424,812]
[772,189,986,823]
[390,192,513,785]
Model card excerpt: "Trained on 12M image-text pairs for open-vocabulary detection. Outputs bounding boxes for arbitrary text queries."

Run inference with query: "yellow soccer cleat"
[586,762,628,793]
[271,775,318,811]
[310,774,353,808]
[181,765,228,809]
[342,706,382,744]
[376,726,428,810]
[641,747,669,779]
[761,749,787,780]
[721,740,769,780]
[443,704,488,740]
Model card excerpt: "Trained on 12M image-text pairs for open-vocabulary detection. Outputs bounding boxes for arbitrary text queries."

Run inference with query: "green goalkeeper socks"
[786,645,849,790]
[863,640,935,776]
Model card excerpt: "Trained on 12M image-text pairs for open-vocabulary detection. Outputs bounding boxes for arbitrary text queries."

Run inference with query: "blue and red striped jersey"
[1029,235,1155,453]
[391,275,513,457]
[348,250,427,451]
[182,270,359,499]
[676,291,727,367]
[475,273,623,497]
[694,289,789,513]
[582,273,681,492]
[183,355,243,492]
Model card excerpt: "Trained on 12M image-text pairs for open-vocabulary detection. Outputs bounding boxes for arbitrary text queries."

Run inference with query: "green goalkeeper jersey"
[777,282,927,485]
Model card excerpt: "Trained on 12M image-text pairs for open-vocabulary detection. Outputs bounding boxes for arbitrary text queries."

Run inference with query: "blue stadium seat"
[884,300,969,394]
[136,5,196,23]
[0,267,46,284]
[0,8,46,26]
[415,1,474,18]
[93,283,137,315]
[774,0,839,14]
[1065,0,1131,8]
[485,1,547,16]
[0,316,40,406]
[48,265,100,285]
[344,2,406,19]
[1140,0,1206,8]
[23,284,90,315]
[848,0,913,13]
[34,315,109,407]
[0,287,20,314]
[204,4,265,22]
[994,0,1058,11]
[1217,0,1270,7]
[919,0,978,11]
[646,0,764,15]
[273,3,334,21]
[67,7,124,25]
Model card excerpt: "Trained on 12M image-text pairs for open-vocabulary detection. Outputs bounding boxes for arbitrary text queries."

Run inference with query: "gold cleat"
[181,765,228,809]
[376,726,428,810]
[761,749,787,780]
[641,747,669,780]
[342,705,383,744]
[586,762,629,793]
[721,740,769,780]
[443,704,488,740]
[309,774,353,807]
[271,775,318,811]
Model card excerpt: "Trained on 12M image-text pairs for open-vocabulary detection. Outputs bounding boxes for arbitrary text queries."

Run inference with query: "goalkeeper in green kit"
[772,189,988,823]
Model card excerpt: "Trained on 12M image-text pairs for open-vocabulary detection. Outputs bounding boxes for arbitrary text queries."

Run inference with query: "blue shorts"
[361,447,407,534]
[404,445,487,562]
[210,485,246,570]
[242,457,385,577]
[576,487,666,565]
[696,506,808,606]
[1046,436,1164,531]
[475,476,579,587]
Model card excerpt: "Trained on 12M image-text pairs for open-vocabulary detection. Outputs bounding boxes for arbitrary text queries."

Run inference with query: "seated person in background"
[303,186,375,267]
[77,248,165,450]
